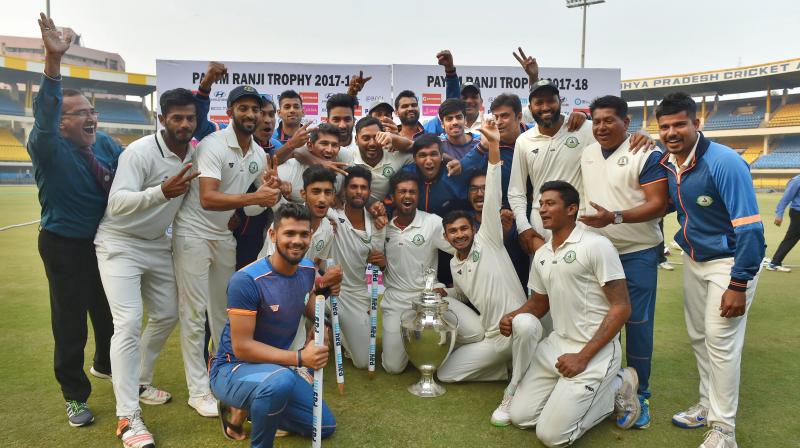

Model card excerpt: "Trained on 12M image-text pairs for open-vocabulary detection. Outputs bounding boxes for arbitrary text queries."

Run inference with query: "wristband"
[445,68,457,76]
[728,278,748,292]
[315,275,325,291]
[297,349,302,367]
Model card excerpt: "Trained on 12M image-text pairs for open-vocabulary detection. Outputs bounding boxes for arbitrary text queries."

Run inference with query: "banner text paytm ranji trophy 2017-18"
[156,60,620,125]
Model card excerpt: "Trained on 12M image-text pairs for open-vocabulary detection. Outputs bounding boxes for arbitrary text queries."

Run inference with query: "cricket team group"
[31,13,764,448]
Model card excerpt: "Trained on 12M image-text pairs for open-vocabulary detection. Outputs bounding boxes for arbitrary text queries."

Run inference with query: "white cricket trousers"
[333,287,372,369]
[95,234,178,416]
[380,289,485,374]
[172,234,236,397]
[682,254,759,429]
[509,332,621,448]
[438,312,543,383]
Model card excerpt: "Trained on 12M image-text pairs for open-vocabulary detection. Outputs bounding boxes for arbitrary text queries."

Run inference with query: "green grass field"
[1,186,798,448]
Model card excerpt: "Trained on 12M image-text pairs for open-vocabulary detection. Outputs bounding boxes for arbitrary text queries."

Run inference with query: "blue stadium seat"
[94,99,150,125]
[0,90,24,116]
[751,136,800,169]
[703,99,765,131]
[628,107,644,133]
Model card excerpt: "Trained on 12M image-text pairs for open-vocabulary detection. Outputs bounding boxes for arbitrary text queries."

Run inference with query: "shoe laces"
[702,426,730,446]
[66,400,88,417]
[125,411,148,434]
[499,394,513,410]
[202,393,217,406]
[686,402,707,416]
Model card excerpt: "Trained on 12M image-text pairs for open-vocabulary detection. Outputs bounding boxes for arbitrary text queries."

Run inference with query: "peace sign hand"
[513,47,539,82]
[162,163,201,199]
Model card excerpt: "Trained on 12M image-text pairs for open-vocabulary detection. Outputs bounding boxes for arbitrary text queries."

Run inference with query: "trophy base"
[407,373,446,398]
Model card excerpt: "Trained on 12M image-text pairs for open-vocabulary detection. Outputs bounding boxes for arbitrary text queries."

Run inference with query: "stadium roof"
[621,58,800,101]
[0,55,155,97]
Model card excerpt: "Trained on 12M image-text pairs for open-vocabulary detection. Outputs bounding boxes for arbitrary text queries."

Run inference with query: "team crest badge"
[471,250,480,262]
[563,250,577,263]
[565,137,579,149]
[269,304,280,312]
[248,161,258,174]
[382,165,395,177]
[315,240,324,251]
[228,162,235,168]
[617,156,629,166]
[696,195,713,207]
[412,234,425,246]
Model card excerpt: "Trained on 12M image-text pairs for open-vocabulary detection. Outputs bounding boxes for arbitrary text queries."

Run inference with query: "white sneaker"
[490,394,513,427]
[139,384,171,405]
[116,411,155,448]
[699,424,737,448]
[766,263,791,272]
[659,261,675,271]
[188,393,219,417]
[613,367,641,429]
[672,402,709,429]
[89,366,112,380]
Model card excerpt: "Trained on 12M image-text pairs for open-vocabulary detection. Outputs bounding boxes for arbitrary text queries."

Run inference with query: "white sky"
[1,0,798,80]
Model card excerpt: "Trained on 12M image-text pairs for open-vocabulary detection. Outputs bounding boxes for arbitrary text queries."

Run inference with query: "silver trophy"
[400,268,459,397]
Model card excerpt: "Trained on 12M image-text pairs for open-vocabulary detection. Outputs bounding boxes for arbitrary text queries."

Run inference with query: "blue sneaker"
[633,395,651,429]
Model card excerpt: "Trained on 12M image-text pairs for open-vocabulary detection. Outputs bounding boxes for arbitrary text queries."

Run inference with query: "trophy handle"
[443,308,459,331]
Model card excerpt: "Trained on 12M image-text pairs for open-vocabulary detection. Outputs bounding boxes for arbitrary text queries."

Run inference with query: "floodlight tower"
[566,0,605,68]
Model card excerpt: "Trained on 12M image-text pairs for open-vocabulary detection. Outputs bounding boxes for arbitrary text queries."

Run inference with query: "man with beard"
[350,116,414,204]
[436,119,533,394]
[95,88,200,447]
[278,123,343,203]
[172,85,282,417]
[29,13,121,427]
[424,50,483,135]
[294,93,358,176]
[438,99,480,161]
[368,100,394,121]
[578,95,668,430]
[274,90,304,145]
[489,93,528,205]
[381,171,484,374]
[210,203,338,447]
[395,90,427,140]
[657,93,764,448]
[508,79,653,255]
[328,166,387,368]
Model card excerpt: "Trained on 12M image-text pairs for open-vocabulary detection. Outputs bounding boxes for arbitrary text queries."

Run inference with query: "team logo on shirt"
[696,195,714,207]
[412,234,425,246]
[314,240,325,251]
[563,250,577,263]
[382,165,395,177]
[228,162,235,168]
[617,156,629,166]
[565,137,580,149]
[471,250,480,262]
[269,304,280,312]
[248,161,259,173]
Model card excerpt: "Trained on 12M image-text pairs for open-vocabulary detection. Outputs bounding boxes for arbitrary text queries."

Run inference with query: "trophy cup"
[400,268,459,397]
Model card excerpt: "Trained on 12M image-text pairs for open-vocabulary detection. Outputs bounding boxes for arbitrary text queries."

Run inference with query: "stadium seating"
[0,90,24,116]
[0,128,29,162]
[741,147,762,164]
[94,99,150,125]
[627,107,644,132]
[769,101,800,128]
[110,133,142,147]
[751,136,800,169]
[703,99,765,130]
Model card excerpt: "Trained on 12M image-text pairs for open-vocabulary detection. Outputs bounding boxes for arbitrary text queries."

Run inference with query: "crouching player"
[495,181,641,446]
[210,203,337,447]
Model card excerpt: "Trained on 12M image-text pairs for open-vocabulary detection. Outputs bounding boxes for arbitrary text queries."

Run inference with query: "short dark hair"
[62,88,84,99]
[343,164,372,189]
[442,209,475,228]
[468,169,487,186]
[540,180,580,209]
[656,92,697,119]
[261,96,276,111]
[395,90,418,109]
[326,93,357,116]
[589,95,628,119]
[274,202,312,228]
[389,170,419,195]
[160,88,196,115]
[278,90,302,106]
[355,116,384,135]
[438,98,467,120]
[412,133,442,155]
[302,164,337,189]
[310,122,341,144]
[490,93,522,115]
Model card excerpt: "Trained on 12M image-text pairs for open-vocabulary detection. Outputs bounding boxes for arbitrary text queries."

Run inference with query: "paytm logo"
[422,93,441,105]
[300,92,319,103]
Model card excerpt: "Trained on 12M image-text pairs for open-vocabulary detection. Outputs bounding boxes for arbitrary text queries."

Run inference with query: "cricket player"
[329,165,387,369]
[277,123,343,203]
[95,88,200,447]
[210,203,337,448]
[436,119,532,387]
[578,95,668,429]
[172,85,281,417]
[498,180,642,446]
[348,116,414,204]
[657,92,764,448]
[381,171,484,374]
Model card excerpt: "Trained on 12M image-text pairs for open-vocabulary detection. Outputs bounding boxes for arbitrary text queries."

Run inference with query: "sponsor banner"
[155,60,391,125]
[392,64,620,120]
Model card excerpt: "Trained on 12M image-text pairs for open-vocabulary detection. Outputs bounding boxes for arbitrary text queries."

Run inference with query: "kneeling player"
[210,204,337,447]
[495,181,641,446]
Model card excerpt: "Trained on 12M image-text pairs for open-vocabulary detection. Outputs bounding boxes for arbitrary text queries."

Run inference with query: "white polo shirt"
[173,124,267,240]
[258,215,334,262]
[529,224,626,344]
[581,139,665,255]
[350,148,413,204]
[277,159,345,205]
[329,207,386,294]
[450,162,526,336]
[97,131,194,242]
[384,210,454,296]
[508,117,595,234]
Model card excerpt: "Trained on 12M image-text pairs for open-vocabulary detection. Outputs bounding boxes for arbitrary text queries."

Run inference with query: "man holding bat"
[210,203,337,448]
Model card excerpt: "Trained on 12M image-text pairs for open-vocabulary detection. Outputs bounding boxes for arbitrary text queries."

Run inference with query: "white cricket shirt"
[329,207,386,294]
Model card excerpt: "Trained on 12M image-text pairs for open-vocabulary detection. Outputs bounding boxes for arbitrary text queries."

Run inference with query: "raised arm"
[193,61,227,141]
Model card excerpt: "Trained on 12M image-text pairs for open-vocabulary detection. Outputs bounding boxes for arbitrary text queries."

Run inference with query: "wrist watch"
[612,211,623,224]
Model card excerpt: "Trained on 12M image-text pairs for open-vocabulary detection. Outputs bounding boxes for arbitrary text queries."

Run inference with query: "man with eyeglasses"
[171,85,282,417]
[28,13,122,428]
